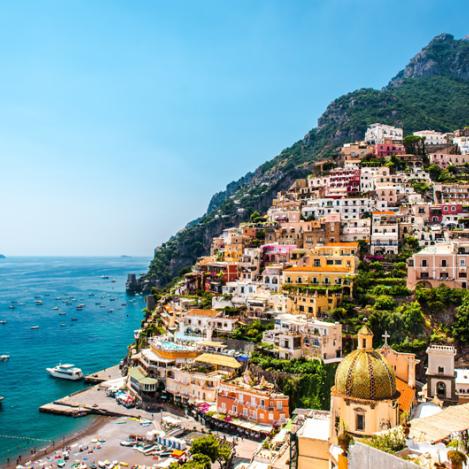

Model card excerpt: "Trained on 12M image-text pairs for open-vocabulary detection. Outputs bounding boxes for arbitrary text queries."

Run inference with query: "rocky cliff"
[137,34,469,291]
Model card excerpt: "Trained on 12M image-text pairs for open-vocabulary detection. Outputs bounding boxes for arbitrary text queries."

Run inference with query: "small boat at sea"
[76,304,85,310]
[0,354,10,361]
[0,396,4,405]
[0,320,6,325]
[31,325,40,330]
[60,323,66,327]
[8,304,15,310]
[100,275,110,279]
[35,300,43,305]
[71,317,78,321]
[58,312,66,316]
[46,363,84,381]
[52,306,59,311]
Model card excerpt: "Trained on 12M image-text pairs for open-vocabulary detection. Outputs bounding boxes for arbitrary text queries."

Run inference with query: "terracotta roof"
[396,378,415,414]
[187,309,220,318]
[284,266,352,273]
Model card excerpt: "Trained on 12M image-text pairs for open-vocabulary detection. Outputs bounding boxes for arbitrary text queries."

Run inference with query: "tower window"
[356,414,365,431]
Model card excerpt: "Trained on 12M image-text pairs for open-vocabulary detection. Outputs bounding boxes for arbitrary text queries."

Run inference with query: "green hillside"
[142,34,469,290]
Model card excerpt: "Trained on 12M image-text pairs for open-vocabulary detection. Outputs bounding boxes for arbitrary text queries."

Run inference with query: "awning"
[195,353,241,369]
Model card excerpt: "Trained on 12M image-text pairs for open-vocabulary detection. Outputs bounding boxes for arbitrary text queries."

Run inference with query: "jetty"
[84,364,121,384]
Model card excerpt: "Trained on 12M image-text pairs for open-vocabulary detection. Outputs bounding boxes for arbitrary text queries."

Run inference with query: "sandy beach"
[4,416,172,468]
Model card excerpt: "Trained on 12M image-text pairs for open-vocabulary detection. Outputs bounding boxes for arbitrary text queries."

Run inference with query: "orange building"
[216,374,289,426]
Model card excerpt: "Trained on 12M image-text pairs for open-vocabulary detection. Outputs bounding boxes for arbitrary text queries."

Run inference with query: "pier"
[84,364,121,384]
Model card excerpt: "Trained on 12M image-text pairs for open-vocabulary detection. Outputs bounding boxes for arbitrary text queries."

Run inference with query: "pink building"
[407,241,469,290]
[261,243,297,265]
[325,168,360,197]
[374,141,405,157]
[430,153,469,168]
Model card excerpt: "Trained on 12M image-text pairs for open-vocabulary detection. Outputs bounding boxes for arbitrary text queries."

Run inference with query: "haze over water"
[0,257,149,462]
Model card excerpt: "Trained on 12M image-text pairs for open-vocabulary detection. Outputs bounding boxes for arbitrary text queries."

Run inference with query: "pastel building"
[407,241,469,290]
[262,313,342,362]
[325,168,361,197]
[429,152,469,168]
[216,373,290,427]
[434,183,469,204]
[374,141,406,157]
[413,130,447,146]
[370,211,399,255]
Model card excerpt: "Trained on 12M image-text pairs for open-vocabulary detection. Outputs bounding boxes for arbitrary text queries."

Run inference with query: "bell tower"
[357,325,373,351]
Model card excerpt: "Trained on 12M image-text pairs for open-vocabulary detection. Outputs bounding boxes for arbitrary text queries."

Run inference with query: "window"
[438,366,445,374]
[442,260,447,267]
[356,413,365,431]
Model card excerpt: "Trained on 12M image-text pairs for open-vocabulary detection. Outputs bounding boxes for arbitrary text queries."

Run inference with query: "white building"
[413,130,447,146]
[262,313,342,363]
[453,136,469,155]
[302,197,386,221]
[365,123,403,144]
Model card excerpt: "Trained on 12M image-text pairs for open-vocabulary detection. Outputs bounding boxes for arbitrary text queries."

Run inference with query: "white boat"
[0,320,6,325]
[52,306,59,311]
[35,300,43,305]
[31,325,40,330]
[0,354,10,361]
[46,363,84,381]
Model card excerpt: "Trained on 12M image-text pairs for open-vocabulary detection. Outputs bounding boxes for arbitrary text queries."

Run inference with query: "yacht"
[31,325,40,330]
[46,363,84,381]
[0,354,10,361]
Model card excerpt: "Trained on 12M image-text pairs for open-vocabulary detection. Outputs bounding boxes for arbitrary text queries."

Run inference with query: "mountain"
[142,33,469,290]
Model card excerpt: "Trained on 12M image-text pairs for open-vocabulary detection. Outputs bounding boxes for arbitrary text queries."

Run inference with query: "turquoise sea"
[0,257,149,463]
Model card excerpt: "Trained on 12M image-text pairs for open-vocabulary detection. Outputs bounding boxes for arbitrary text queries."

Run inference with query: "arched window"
[436,381,447,398]
[265,276,270,284]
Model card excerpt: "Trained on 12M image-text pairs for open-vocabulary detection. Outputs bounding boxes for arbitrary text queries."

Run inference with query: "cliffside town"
[122,123,469,468]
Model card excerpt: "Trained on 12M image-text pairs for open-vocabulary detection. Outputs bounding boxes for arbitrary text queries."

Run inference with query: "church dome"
[334,325,397,400]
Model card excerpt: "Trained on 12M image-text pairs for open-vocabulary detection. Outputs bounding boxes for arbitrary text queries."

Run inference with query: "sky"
[0,0,468,256]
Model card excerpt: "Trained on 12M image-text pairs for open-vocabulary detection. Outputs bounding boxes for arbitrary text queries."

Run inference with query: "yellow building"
[283,265,354,294]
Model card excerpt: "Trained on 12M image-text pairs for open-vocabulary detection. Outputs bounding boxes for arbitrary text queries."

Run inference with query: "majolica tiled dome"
[335,325,397,400]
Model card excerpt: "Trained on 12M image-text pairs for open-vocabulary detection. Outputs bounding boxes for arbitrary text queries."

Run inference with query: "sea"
[0,256,150,463]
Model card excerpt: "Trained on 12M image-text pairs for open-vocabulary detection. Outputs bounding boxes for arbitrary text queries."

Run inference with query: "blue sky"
[1,0,468,256]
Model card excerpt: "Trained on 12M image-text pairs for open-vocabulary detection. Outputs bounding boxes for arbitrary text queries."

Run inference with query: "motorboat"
[0,354,10,361]
[31,325,40,330]
[0,320,6,325]
[59,312,66,316]
[52,306,59,311]
[76,304,85,310]
[8,304,15,310]
[35,300,43,305]
[46,363,84,381]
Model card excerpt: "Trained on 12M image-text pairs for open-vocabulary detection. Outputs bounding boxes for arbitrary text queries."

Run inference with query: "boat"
[71,317,78,321]
[52,306,59,311]
[100,275,110,279]
[31,325,40,330]
[0,320,6,325]
[76,304,85,310]
[60,323,66,327]
[35,300,43,305]
[46,363,84,381]
[0,396,4,405]
[0,354,10,361]
[58,312,66,316]
[8,304,15,310]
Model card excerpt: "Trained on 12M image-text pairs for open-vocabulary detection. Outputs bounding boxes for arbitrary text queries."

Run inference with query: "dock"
[39,382,157,420]
[84,364,122,384]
